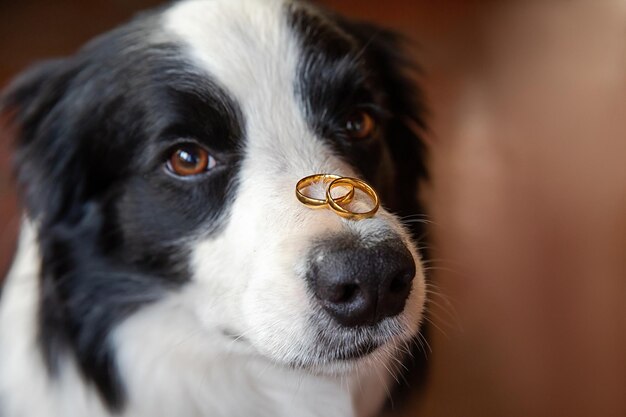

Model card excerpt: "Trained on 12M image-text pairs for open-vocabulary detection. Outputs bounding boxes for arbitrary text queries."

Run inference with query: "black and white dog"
[0,0,427,416]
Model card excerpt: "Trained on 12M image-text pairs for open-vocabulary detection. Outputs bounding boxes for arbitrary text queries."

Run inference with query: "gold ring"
[326,177,380,220]
[295,174,355,208]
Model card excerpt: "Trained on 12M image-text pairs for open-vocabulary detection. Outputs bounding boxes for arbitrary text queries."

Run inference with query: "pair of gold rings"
[295,174,380,220]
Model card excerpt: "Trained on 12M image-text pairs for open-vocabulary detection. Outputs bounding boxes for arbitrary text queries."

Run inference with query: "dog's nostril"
[336,283,359,303]
[388,272,412,294]
[325,283,360,304]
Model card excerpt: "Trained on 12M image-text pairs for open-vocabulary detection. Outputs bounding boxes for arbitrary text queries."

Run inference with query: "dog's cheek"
[238,243,315,361]
[185,238,248,328]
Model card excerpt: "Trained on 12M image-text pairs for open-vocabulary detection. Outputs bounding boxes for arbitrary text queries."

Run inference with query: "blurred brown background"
[1,1,625,416]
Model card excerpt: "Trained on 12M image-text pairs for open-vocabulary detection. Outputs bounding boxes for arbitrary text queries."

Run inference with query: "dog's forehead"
[162,0,358,171]
[164,0,303,112]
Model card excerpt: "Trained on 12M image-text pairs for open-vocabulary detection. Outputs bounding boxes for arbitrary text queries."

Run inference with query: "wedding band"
[326,177,379,220]
[295,174,354,208]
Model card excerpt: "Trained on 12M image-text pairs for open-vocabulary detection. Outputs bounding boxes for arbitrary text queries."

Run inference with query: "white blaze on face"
[162,0,425,367]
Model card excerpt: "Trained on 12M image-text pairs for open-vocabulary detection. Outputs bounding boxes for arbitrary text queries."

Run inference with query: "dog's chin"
[293,338,408,377]
[252,315,415,376]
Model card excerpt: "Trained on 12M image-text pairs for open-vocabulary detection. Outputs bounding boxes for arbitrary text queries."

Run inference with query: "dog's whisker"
[423,265,464,277]
[424,290,458,318]
[375,359,395,407]
[424,296,458,320]
[416,331,432,355]
[423,316,450,340]
[421,257,464,268]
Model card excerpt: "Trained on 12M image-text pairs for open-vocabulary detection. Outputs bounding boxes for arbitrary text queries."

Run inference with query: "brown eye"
[344,110,376,139]
[167,144,215,177]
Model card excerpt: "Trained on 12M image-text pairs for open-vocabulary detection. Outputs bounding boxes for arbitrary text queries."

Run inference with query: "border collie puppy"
[0,0,427,416]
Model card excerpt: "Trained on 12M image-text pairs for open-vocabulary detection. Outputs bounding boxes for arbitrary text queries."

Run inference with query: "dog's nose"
[308,239,416,327]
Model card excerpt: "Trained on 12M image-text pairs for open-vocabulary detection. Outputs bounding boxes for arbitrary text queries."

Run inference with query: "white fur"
[0,1,425,416]
[0,222,112,417]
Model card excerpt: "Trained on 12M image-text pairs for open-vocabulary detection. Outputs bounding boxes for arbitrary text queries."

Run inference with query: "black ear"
[1,58,85,226]
[341,20,428,226]
[2,58,156,411]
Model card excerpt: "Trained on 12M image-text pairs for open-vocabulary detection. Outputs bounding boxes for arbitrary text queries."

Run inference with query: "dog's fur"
[0,1,427,416]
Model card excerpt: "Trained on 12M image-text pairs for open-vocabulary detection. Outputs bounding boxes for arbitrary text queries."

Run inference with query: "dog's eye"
[167,144,216,177]
[344,110,377,140]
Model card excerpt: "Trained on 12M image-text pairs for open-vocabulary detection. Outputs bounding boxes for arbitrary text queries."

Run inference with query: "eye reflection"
[344,110,376,140]
[167,144,216,177]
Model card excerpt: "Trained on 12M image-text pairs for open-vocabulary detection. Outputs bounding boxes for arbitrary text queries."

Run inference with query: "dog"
[0,0,428,416]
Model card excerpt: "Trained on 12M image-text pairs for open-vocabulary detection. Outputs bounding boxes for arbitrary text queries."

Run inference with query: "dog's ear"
[341,21,428,223]
[1,58,86,226]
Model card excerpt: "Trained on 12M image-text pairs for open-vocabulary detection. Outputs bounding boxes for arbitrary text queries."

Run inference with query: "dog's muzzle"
[306,235,416,328]
[298,174,415,327]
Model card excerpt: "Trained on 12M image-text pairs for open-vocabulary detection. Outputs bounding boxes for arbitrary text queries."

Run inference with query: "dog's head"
[2,0,427,409]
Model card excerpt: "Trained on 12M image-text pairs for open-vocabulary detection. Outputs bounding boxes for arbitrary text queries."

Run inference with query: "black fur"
[2,16,245,410]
